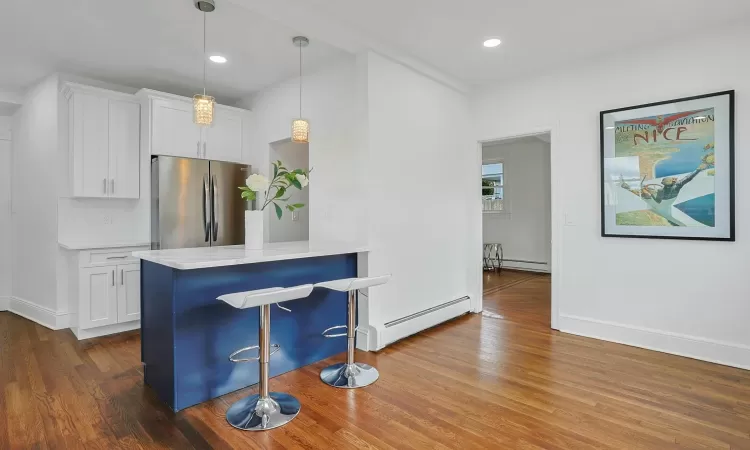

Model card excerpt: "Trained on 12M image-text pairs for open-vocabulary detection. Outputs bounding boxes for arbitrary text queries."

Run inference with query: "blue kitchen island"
[133,242,367,412]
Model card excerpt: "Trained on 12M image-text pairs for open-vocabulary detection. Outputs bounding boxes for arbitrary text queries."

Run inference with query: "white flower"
[296,173,309,188]
[246,174,270,193]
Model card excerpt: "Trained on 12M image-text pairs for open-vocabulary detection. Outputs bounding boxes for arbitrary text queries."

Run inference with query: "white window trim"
[482,158,510,215]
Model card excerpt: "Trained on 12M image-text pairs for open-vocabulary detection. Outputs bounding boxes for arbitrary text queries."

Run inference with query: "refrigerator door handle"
[202,175,210,242]
[211,175,219,241]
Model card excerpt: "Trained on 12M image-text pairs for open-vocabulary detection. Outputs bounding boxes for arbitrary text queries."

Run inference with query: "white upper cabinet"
[109,100,141,198]
[203,107,243,163]
[139,89,247,164]
[64,83,141,199]
[150,98,202,159]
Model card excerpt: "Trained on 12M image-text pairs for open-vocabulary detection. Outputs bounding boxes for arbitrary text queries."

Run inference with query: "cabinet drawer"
[83,246,150,267]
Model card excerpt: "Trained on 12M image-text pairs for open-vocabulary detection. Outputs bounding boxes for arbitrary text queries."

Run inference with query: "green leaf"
[273,203,283,220]
[275,187,286,198]
[273,162,278,178]
[290,177,302,189]
[292,169,303,175]
[291,203,305,208]
[286,205,294,211]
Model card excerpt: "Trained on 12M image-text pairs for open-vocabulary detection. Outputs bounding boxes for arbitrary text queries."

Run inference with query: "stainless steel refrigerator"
[151,156,250,250]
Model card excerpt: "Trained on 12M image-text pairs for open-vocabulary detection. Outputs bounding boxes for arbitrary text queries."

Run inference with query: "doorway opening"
[268,139,309,243]
[480,132,553,329]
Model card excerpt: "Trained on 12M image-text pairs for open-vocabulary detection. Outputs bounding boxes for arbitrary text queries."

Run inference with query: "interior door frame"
[476,128,559,330]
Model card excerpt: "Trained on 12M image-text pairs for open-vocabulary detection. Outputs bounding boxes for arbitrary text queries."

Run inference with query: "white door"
[203,108,243,163]
[117,263,141,323]
[108,100,141,199]
[151,99,202,159]
[71,93,110,197]
[80,267,118,329]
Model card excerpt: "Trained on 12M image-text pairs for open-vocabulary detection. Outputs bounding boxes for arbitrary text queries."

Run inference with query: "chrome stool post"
[218,284,313,431]
[315,275,391,389]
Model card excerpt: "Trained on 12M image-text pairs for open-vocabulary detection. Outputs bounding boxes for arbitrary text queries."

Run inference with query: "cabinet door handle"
[121,269,124,285]
[112,270,115,287]
[103,178,107,194]
[197,141,200,158]
[111,179,115,194]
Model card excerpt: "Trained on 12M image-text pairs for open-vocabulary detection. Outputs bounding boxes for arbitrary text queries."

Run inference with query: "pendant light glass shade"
[193,94,215,126]
[291,119,309,143]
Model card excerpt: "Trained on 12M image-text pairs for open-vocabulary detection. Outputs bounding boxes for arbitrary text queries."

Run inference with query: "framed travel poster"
[600,91,735,241]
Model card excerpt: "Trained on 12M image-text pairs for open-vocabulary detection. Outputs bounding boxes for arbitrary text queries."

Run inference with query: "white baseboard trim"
[0,296,9,311]
[7,296,71,330]
[71,321,140,340]
[559,314,750,371]
[374,298,471,350]
[502,262,550,273]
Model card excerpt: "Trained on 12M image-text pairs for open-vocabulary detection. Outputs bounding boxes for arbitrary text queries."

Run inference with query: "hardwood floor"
[2,271,750,449]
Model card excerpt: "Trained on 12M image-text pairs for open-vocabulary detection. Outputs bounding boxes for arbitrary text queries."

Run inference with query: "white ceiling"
[2,0,749,103]
[277,0,750,87]
[0,0,349,103]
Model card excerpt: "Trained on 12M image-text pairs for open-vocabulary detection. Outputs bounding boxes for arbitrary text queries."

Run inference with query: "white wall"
[363,52,478,347]
[0,117,12,305]
[471,24,750,369]
[483,138,551,272]
[8,73,149,325]
[248,56,367,246]
[268,140,309,243]
[249,52,478,349]
[11,75,60,314]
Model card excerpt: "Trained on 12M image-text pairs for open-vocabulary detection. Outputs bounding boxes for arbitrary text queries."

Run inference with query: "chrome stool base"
[320,362,379,389]
[226,392,301,431]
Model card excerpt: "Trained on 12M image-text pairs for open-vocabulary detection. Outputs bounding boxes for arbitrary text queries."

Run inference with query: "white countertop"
[59,241,151,250]
[132,241,369,270]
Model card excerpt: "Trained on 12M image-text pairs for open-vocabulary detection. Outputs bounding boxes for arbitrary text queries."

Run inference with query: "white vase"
[245,210,264,250]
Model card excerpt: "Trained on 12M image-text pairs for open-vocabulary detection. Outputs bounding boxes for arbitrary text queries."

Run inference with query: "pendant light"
[193,0,215,126]
[291,36,310,143]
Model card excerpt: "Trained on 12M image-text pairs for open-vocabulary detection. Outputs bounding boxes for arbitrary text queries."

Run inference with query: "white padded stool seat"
[218,284,314,309]
[314,275,390,292]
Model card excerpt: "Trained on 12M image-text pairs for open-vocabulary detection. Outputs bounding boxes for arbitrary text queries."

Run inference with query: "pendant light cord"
[203,12,207,96]
[299,42,303,117]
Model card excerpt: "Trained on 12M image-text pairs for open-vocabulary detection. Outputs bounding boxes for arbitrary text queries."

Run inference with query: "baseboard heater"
[384,296,470,328]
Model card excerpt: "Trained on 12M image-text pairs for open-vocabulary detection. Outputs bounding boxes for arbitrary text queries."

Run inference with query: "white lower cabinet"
[70,246,148,340]
[117,263,141,323]
[80,266,119,329]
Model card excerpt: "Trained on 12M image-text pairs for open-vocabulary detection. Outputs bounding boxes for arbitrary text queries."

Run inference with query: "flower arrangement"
[239,160,310,219]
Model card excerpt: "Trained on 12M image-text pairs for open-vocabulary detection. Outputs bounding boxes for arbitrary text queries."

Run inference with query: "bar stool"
[217,284,314,431]
[315,275,391,388]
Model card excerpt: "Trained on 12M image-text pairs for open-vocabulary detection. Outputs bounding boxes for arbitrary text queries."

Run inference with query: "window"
[482,162,504,211]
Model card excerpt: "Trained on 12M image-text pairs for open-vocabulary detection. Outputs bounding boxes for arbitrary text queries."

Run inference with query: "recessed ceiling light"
[209,55,227,63]
[483,38,502,48]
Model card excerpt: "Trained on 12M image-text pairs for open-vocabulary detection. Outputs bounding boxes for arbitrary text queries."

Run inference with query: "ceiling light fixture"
[483,38,502,48]
[209,55,227,64]
[291,36,310,144]
[193,0,215,127]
